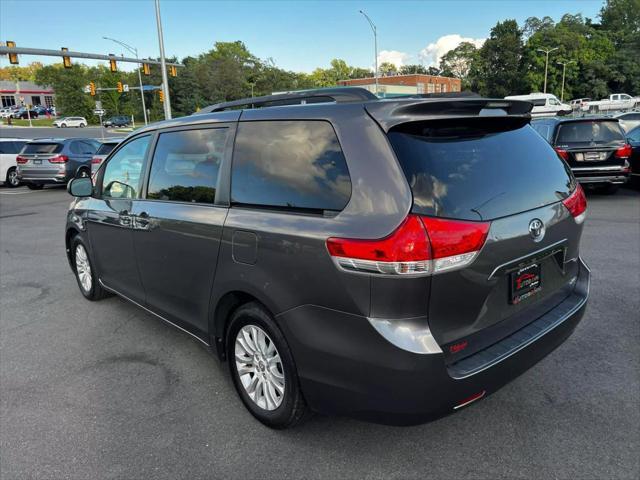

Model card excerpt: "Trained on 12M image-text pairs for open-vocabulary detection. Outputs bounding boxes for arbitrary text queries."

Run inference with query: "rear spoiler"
[365,98,533,132]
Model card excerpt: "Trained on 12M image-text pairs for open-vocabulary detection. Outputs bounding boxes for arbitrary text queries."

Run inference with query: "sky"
[0,0,603,73]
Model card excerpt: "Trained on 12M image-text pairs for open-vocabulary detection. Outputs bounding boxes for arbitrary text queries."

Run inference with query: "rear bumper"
[572,166,630,184]
[277,258,590,425]
[17,168,71,184]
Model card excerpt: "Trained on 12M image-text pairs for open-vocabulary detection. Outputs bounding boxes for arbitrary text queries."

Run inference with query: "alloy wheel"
[235,325,285,411]
[7,169,19,187]
[75,244,92,292]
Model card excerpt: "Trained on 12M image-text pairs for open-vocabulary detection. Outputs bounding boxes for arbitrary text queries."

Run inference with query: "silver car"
[53,117,87,128]
[91,139,122,176]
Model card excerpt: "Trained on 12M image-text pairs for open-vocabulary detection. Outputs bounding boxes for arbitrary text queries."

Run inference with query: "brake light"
[91,157,102,164]
[615,144,632,159]
[554,147,569,161]
[562,183,587,224]
[16,155,28,164]
[48,155,69,164]
[326,215,490,276]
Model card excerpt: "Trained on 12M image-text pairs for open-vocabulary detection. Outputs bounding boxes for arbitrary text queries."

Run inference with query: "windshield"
[556,121,624,145]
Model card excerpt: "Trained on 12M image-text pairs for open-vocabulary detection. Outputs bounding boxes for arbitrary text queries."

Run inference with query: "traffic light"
[117,81,123,93]
[169,65,177,77]
[158,90,164,103]
[6,41,18,64]
[62,47,72,68]
[109,55,117,72]
[89,82,96,96]
[142,63,150,76]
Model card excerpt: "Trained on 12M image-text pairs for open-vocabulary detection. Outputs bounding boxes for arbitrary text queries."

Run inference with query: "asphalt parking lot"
[0,185,638,480]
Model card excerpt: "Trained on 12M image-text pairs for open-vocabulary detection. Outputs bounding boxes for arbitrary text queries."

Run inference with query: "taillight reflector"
[562,183,587,224]
[454,390,486,410]
[16,155,28,164]
[91,157,102,164]
[615,144,632,159]
[554,147,569,161]
[48,155,69,164]
[326,215,490,276]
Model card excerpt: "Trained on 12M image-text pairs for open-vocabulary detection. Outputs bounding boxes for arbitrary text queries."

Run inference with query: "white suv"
[0,138,27,187]
[54,117,87,128]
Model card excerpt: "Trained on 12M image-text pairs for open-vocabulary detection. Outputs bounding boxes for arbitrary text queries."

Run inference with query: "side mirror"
[67,177,93,197]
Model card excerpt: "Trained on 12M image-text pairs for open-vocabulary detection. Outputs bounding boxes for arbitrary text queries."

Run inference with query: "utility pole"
[155,0,172,119]
[103,36,148,125]
[359,10,378,96]
[537,47,558,94]
[556,60,575,102]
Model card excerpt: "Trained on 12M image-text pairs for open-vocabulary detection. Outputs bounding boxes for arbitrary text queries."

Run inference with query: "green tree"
[399,64,427,74]
[379,62,397,75]
[439,42,479,88]
[477,20,525,96]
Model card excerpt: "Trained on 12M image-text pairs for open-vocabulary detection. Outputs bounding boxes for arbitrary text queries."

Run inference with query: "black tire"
[79,123,86,128]
[5,167,19,188]
[71,236,109,301]
[227,302,309,429]
[76,168,90,178]
[61,123,67,128]
[26,183,44,190]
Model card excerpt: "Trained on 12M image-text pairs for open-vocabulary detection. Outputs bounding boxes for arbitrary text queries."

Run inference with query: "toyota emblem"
[529,218,545,242]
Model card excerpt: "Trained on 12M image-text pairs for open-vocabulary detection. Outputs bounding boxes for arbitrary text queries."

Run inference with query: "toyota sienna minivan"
[65,88,590,428]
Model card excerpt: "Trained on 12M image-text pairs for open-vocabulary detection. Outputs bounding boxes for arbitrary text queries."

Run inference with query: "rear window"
[22,143,63,154]
[96,142,118,156]
[556,121,624,145]
[231,120,351,212]
[388,118,573,221]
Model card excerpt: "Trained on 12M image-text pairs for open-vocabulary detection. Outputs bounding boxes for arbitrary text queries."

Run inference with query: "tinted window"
[23,143,63,154]
[388,118,572,221]
[232,121,351,211]
[628,128,640,142]
[0,142,16,154]
[531,99,546,106]
[70,141,94,154]
[102,136,150,199]
[621,113,640,120]
[96,142,119,156]
[556,121,624,144]
[13,141,26,153]
[147,128,228,204]
[531,122,553,142]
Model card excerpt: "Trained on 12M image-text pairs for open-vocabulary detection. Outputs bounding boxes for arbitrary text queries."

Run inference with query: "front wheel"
[79,123,86,128]
[72,236,109,301]
[5,167,19,188]
[227,303,309,429]
[61,123,67,128]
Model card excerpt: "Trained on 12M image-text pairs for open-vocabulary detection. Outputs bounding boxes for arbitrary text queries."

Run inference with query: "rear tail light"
[91,156,102,164]
[614,144,632,159]
[16,155,28,164]
[562,183,587,224]
[554,147,569,161]
[48,155,69,164]
[326,215,490,276]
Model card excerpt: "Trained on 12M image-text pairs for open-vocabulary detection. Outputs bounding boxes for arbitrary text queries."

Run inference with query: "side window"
[146,128,228,204]
[231,120,351,212]
[0,142,12,154]
[628,128,640,142]
[101,135,150,199]
[13,142,26,153]
[69,141,84,154]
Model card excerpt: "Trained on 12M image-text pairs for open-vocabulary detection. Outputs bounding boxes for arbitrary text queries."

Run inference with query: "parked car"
[16,138,100,189]
[53,117,87,128]
[11,108,39,119]
[0,138,27,187]
[626,125,640,186]
[65,88,590,429]
[91,138,122,175]
[531,117,632,193]
[103,115,131,128]
[0,108,16,118]
[569,98,591,112]
[504,93,572,117]
[614,111,640,132]
[585,93,637,113]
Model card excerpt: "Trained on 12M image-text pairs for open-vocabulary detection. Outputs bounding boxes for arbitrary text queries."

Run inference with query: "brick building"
[338,74,462,97]
[0,81,55,108]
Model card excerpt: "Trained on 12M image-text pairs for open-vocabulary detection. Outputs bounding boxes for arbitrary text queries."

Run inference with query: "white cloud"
[377,50,411,69]
[419,34,485,67]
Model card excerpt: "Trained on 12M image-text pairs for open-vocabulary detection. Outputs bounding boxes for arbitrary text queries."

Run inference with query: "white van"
[504,93,572,117]
[0,138,27,187]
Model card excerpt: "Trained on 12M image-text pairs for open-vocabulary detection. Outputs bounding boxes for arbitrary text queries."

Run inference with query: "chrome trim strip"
[98,279,210,346]
[450,257,590,380]
[487,239,567,280]
[572,166,626,171]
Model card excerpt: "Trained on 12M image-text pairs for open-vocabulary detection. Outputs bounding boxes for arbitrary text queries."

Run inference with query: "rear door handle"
[118,209,131,227]
[134,211,151,231]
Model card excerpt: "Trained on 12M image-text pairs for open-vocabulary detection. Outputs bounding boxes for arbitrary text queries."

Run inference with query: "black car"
[12,108,39,119]
[626,125,640,186]
[103,115,130,128]
[532,117,632,193]
[65,88,589,428]
[17,138,100,189]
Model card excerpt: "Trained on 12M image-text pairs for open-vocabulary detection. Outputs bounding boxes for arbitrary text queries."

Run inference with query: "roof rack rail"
[198,87,378,113]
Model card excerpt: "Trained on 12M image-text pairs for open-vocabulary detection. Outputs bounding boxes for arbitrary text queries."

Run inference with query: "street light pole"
[359,10,378,96]
[537,47,558,94]
[155,0,172,120]
[102,36,148,125]
[556,60,575,102]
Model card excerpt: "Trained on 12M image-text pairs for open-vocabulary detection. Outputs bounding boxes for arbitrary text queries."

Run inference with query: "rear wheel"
[79,123,86,128]
[61,123,67,128]
[227,303,309,429]
[76,168,90,178]
[26,183,44,190]
[72,236,108,301]
[5,167,19,188]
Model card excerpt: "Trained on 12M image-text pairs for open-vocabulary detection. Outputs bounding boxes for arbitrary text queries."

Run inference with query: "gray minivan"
[65,88,590,428]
